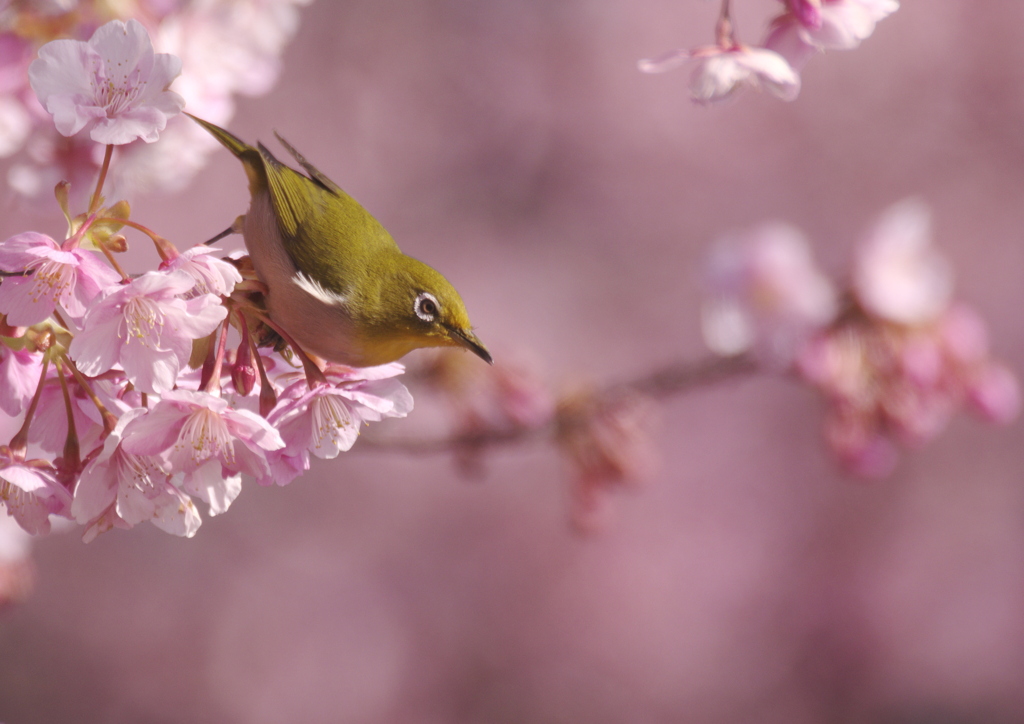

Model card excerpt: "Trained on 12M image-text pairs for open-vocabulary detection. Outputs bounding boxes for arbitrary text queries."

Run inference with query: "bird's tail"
[187,113,251,156]
[187,113,266,193]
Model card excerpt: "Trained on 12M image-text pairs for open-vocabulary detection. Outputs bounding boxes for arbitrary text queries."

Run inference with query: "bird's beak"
[448,326,493,364]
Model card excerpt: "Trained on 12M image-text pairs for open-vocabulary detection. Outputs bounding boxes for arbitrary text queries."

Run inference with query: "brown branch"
[357,353,757,455]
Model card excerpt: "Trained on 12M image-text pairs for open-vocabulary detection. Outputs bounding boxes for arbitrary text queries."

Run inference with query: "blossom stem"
[254,310,327,387]
[89,144,114,214]
[0,315,24,338]
[95,217,179,263]
[98,242,130,282]
[201,316,232,396]
[54,360,81,488]
[8,356,52,460]
[716,0,735,47]
[50,308,73,336]
[62,211,97,251]
[61,354,118,437]
[240,313,277,416]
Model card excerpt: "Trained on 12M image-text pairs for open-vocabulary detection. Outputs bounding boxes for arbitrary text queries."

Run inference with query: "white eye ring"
[414,292,440,322]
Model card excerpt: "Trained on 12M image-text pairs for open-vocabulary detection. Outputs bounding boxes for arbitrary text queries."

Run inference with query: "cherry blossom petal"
[0,232,58,271]
[120,405,189,458]
[0,348,43,417]
[0,276,56,327]
[854,199,952,325]
[180,461,241,516]
[702,221,837,365]
[167,293,229,341]
[1,461,71,535]
[637,48,691,74]
[813,0,899,50]
[67,315,122,377]
[91,106,168,145]
[690,47,800,104]
[261,449,309,488]
[0,232,119,325]
[149,488,202,538]
[226,407,286,452]
[69,270,226,394]
[765,17,821,71]
[341,378,415,420]
[161,246,242,297]
[29,19,184,145]
[70,460,117,527]
[120,343,180,396]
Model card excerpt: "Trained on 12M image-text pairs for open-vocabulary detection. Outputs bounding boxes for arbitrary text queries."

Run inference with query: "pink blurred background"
[3,1,1024,721]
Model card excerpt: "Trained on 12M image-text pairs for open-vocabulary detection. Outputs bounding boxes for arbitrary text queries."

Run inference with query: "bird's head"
[364,254,492,364]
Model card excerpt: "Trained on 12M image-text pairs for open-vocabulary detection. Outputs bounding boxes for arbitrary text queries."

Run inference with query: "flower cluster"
[0,0,311,203]
[703,199,1020,476]
[701,221,838,366]
[416,350,554,442]
[639,0,898,104]
[408,350,654,531]
[0,227,413,541]
[556,388,657,532]
[0,17,411,542]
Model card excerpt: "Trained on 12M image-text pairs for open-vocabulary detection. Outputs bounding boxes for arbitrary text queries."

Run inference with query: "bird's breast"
[242,191,370,366]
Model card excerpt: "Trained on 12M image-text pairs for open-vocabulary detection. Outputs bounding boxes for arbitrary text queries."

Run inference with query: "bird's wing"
[274,131,342,195]
[257,142,313,239]
[256,142,401,290]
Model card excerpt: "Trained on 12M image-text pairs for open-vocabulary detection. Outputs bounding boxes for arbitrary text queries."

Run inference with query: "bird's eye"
[414,292,439,322]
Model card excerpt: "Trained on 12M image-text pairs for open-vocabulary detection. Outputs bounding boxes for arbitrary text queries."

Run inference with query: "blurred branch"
[358,353,757,455]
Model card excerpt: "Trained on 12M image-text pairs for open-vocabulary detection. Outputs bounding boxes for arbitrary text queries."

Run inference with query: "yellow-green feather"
[190,112,400,298]
[188,114,490,365]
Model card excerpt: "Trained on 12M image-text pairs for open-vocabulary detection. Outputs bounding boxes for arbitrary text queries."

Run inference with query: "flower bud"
[231,340,257,397]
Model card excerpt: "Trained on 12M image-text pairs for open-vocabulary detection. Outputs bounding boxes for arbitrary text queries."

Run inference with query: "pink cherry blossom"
[30,373,106,456]
[785,0,826,29]
[68,270,227,394]
[106,0,313,197]
[120,390,284,514]
[1,2,312,200]
[853,199,952,326]
[792,199,1020,478]
[73,408,201,541]
[812,0,899,50]
[0,347,43,417]
[702,222,838,365]
[28,18,184,145]
[0,231,120,326]
[262,363,413,485]
[767,0,899,69]
[160,245,242,297]
[640,45,800,104]
[556,391,657,533]
[763,19,821,71]
[0,448,71,535]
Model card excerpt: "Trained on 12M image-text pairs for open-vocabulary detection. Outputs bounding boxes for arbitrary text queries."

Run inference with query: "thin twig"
[358,353,757,455]
[88,144,114,214]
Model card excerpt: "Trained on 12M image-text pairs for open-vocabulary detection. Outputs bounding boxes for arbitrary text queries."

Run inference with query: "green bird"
[189,114,491,367]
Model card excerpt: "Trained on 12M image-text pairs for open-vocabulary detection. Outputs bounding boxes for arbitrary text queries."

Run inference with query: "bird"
[187,113,491,368]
